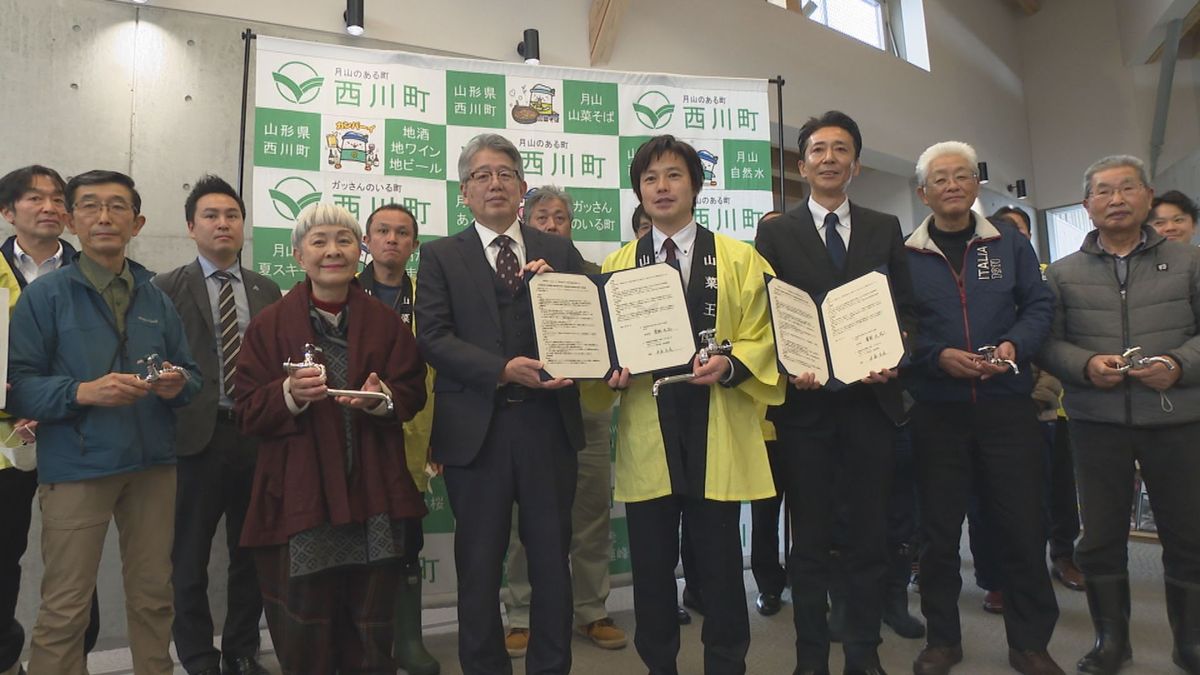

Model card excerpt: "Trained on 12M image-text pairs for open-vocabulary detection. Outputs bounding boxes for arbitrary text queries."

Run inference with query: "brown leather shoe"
[913,644,963,675]
[1008,648,1065,675]
[1051,558,1085,591]
[577,617,627,649]
[505,627,529,658]
[983,590,1004,614]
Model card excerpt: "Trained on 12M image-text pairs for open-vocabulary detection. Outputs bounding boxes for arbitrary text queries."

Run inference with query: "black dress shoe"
[681,586,705,615]
[193,668,221,675]
[792,669,831,675]
[676,604,692,625]
[222,655,270,675]
[756,592,782,616]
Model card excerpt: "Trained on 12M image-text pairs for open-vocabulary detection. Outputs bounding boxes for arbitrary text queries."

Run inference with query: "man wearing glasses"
[7,170,201,674]
[1041,155,1200,675]
[903,142,1060,675]
[415,134,587,675]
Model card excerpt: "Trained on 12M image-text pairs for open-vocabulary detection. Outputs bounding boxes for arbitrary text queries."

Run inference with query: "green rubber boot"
[394,573,440,675]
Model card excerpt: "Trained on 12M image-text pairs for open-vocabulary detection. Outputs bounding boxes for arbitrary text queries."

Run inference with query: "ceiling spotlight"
[517,29,540,65]
[801,1,819,17]
[344,0,364,37]
[129,0,150,4]
[977,162,989,185]
[1007,179,1028,200]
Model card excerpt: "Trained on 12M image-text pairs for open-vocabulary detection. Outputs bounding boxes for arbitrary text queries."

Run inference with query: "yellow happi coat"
[361,268,434,492]
[0,258,23,469]
[583,232,784,503]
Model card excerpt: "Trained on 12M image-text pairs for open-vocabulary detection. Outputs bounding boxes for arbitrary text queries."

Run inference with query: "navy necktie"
[824,212,846,273]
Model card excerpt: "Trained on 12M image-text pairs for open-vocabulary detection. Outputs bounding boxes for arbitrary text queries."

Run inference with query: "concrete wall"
[1021,0,1200,208]
[1,0,1047,274]
[3,0,1194,653]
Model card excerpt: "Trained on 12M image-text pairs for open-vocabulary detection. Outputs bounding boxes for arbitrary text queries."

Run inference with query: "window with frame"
[1045,203,1093,262]
[767,0,930,71]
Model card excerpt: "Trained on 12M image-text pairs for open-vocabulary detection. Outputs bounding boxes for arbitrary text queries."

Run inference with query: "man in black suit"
[755,111,916,675]
[415,133,586,675]
[153,175,281,675]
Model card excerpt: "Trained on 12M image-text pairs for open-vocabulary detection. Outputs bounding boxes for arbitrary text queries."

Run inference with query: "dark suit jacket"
[154,259,282,456]
[755,202,917,426]
[415,224,587,466]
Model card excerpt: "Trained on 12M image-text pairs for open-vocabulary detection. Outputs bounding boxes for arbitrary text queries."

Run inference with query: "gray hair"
[457,133,524,183]
[291,203,362,249]
[1083,155,1149,198]
[524,185,574,222]
[915,141,978,186]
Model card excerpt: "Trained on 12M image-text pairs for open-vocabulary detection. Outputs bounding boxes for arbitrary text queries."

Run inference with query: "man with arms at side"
[1041,156,1200,675]
[358,202,441,675]
[153,175,280,675]
[503,186,627,657]
[992,205,1085,596]
[755,111,915,675]
[904,142,1060,675]
[749,210,788,618]
[1,165,78,288]
[416,133,586,675]
[8,170,201,675]
[586,135,782,675]
[0,164,79,675]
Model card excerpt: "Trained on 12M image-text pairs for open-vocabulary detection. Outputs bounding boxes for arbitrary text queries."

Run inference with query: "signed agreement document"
[529,264,694,379]
[765,270,904,386]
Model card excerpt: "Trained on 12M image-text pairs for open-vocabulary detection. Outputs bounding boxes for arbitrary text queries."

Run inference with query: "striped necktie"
[213,271,241,399]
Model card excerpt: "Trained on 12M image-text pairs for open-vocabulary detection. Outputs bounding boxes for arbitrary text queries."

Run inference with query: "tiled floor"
[67,537,1178,674]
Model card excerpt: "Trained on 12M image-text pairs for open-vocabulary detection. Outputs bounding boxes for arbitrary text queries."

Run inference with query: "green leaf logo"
[272,61,324,105]
[269,177,322,221]
[633,91,674,130]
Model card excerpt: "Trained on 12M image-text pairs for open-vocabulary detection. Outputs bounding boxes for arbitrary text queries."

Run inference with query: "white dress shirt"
[652,221,698,291]
[808,197,852,247]
[475,220,526,271]
[12,239,64,283]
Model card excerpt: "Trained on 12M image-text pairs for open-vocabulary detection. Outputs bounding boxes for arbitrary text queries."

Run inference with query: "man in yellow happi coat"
[584,135,782,675]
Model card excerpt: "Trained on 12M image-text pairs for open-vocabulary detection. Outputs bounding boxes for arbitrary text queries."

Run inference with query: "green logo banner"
[251,35,772,596]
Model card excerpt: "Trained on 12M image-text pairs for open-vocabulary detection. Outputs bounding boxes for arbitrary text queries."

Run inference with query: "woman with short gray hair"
[234,202,429,673]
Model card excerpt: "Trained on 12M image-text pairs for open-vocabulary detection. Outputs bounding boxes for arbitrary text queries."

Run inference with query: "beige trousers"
[28,465,176,675]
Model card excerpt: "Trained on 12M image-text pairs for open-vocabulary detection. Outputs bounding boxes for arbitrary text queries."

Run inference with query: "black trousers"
[911,398,1059,651]
[0,468,38,671]
[628,495,747,675]
[1047,419,1080,562]
[171,418,263,673]
[776,393,893,670]
[967,417,1082,592]
[887,426,918,550]
[443,397,576,675]
[0,468,100,671]
[1070,419,1200,584]
[750,440,787,597]
[679,510,702,597]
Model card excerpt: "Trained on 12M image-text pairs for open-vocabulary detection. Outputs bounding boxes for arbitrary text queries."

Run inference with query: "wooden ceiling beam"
[1148,1,1200,64]
[589,0,630,66]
